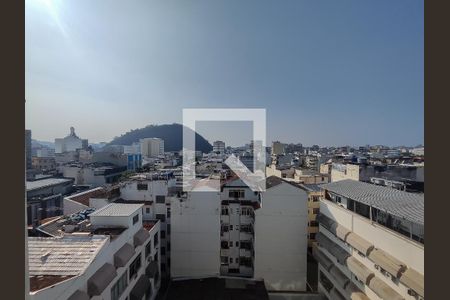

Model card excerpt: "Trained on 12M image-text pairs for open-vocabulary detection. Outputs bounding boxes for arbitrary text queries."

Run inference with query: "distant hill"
[32,140,55,149]
[109,123,213,153]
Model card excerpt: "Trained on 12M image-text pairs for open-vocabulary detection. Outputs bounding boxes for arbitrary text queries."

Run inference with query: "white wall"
[254,182,308,291]
[170,189,222,278]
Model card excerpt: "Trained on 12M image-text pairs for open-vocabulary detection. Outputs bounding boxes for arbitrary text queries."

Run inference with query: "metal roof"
[88,203,143,217]
[28,236,108,276]
[320,179,424,225]
[26,178,73,192]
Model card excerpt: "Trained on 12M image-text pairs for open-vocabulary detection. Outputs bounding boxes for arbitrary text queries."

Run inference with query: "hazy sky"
[26,0,424,147]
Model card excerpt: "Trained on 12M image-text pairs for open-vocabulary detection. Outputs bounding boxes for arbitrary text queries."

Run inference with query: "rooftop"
[28,235,108,291]
[65,187,107,206]
[88,203,143,217]
[26,178,73,192]
[320,179,424,225]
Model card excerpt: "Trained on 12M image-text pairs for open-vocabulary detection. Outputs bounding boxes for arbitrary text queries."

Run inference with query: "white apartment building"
[140,138,164,158]
[118,172,176,279]
[314,180,424,300]
[330,163,360,182]
[170,176,309,292]
[29,203,161,300]
[213,140,226,154]
[55,127,88,154]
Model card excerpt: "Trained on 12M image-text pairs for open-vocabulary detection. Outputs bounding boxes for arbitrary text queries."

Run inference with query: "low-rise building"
[32,157,57,171]
[30,203,161,300]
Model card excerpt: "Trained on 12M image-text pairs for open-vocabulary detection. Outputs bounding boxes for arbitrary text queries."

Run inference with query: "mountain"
[109,123,213,153]
[32,140,55,149]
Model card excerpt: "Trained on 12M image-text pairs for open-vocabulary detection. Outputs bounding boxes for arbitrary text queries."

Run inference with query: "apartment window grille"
[129,254,142,280]
[137,183,148,190]
[156,195,165,203]
[111,271,128,300]
[132,214,139,225]
[229,190,245,198]
[221,256,228,264]
[145,241,151,258]
[221,206,229,215]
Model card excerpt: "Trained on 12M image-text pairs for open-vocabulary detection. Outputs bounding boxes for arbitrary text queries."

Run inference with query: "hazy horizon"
[26,0,424,146]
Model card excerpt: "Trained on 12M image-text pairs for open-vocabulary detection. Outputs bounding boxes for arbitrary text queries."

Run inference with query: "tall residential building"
[170,176,309,292]
[26,129,32,169]
[271,141,285,155]
[30,203,161,300]
[314,180,424,300]
[54,127,88,154]
[213,140,226,154]
[140,138,164,158]
[301,184,324,251]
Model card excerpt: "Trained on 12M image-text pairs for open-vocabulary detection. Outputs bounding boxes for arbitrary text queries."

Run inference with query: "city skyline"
[26,0,423,146]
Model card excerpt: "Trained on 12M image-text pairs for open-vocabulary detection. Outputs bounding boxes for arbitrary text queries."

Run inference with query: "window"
[229,241,233,247]
[310,220,319,227]
[145,207,150,214]
[145,241,151,258]
[236,241,239,247]
[161,230,166,239]
[167,208,171,218]
[235,225,239,230]
[161,264,166,272]
[312,196,320,202]
[129,254,142,280]
[156,214,166,222]
[137,183,148,190]
[229,190,245,198]
[167,242,171,251]
[153,251,158,262]
[221,256,228,264]
[167,224,171,234]
[310,233,316,239]
[229,225,233,230]
[111,271,128,300]
[221,206,229,215]
[312,208,320,214]
[161,247,166,255]
[156,195,165,203]
[236,258,239,264]
[154,233,159,246]
[132,214,139,225]
[229,257,233,263]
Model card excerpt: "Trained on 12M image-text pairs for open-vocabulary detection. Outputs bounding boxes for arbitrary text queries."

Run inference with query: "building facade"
[55,127,88,154]
[140,138,164,158]
[29,203,161,300]
[213,140,226,154]
[315,180,424,300]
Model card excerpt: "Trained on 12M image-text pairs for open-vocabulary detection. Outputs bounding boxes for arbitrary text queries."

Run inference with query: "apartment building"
[314,180,424,300]
[301,184,324,251]
[117,172,176,279]
[272,141,285,155]
[170,176,309,292]
[140,138,164,158]
[29,203,161,300]
[55,127,88,154]
[26,177,74,227]
[213,140,226,154]
[32,156,57,171]
[330,163,360,182]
